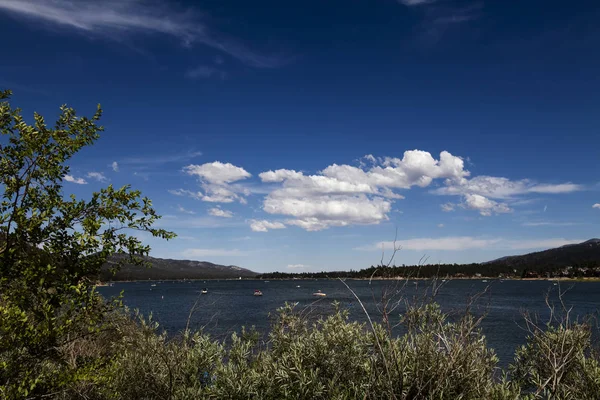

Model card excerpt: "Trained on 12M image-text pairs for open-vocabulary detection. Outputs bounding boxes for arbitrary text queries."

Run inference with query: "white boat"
[201,288,208,294]
[312,290,326,297]
[253,290,263,296]
[150,283,157,287]
[482,280,488,283]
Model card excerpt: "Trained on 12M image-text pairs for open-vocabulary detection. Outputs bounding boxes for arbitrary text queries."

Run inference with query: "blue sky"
[1,0,599,272]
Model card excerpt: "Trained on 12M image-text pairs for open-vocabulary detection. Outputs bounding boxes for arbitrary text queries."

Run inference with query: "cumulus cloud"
[64,174,87,184]
[111,161,119,172]
[209,207,233,218]
[87,171,108,183]
[357,237,584,252]
[249,219,286,232]
[184,162,251,184]
[432,175,581,216]
[0,0,285,68]
[181,161,251,203]
[259,150,467,230]
[593,204,600,209]
[463,194,511,216]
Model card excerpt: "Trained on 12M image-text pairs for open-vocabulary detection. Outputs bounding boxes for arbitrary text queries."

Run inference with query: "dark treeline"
[259,239,600,280]
[257,260,600,280]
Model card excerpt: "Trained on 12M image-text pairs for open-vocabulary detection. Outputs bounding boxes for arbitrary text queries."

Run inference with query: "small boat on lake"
[253,289,263,296]
[150,283,157,287]
[201,288,208,294]
[312,290,326,297]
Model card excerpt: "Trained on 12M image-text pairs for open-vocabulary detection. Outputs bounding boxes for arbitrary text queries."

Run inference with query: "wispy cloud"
[521,221,583,227]
[64,174,87,184]
[111,161,119,172]
[155,215,243,229]
[182,248,248,258]
[87,171,108,183]
[398,0,436,6]
[593,203,600,209]
[122,151,202,167]
[177,205,196,215]
[287,264,309,269]
[356,237,584,252]
[405,1,483,44]
[0,0,286,68]
[186,65,226,80]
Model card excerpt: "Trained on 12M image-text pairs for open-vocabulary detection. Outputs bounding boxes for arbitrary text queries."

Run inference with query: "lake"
[97,279,600,367]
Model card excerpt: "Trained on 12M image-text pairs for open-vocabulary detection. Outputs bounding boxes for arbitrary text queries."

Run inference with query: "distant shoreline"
[96,276,600,285]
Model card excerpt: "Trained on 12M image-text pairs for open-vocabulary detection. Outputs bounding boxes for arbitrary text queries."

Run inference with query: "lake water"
[97,279,600,367]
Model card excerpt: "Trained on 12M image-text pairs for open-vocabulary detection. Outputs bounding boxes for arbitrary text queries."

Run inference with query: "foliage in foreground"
[0,89,174,398]
[9,298,594,400]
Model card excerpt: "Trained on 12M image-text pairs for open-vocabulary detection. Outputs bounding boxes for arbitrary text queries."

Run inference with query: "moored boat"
[254,289,263,296]
[312,290,326,297]
[201,288,208,294]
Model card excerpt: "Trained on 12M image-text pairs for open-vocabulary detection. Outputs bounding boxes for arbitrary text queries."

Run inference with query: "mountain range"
[100,253,258,281]
[100,239,600,281]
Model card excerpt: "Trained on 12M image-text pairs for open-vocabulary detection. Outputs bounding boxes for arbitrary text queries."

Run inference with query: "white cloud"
[0,0,284,68]
[268,195,392,231]
[177,205,196,215]
[249,219,286,232]
[259,150,467,230]
[463,194,511,216]
[593,203,600,209]
[87,171,108,183]
[208,207,233,218]
[185,162,251,184]
[169,189,202,199]
[64,174,87,184]
[441,203,455,212]
[434,176,583,199]
[437,223,444,228]
[287,264,308,269]
[529,184,583,194]
[521,222,581,227]
[432,175,582,217]
[358,237,501,251]
[111,161,119,172]
[357,237,584,252]
[183,161,252,203]
[182,248,247,258]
